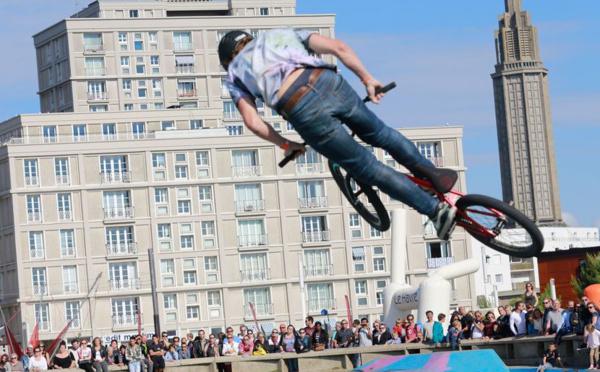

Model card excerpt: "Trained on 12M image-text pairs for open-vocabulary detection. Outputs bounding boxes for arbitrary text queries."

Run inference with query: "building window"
[129,9,139,18]
[177,200,191,215]
[198,185,213,212]
[175,165,188,179]
[120,56,130,74]
[307,283,334,313]
[495,274,503,283]
[207,291,221,307]
[34,303,50,331]
[148,31,158,49]
[196,151,210,178]
[301,215,328,243]
[259,7,269,16]
[201,221,216,249]
[295,148,322,174]
[231,150,260,177]
[24,159,39,186]
[100,155,128,182]
[352,247,365,272]
[355,280,368,306]
[42,125,57,143]
[85,57,105,76]
[29,231,44,258]
[226,124,243,136]
[234,183,262,212]
[103,190,132,219]
[180,223,194,250]
[373,257,386,272]
[72,124,87,142]
[376,280,386,306]
[183,259,197,285]
[177,80,196,97]
[83,32,103,51]
[190,119,203,130]
[111,297,138,327]
[243,287,271,317]
[124,104,133,111]
[223,100,239,120]
[160,259,175,287]
[298,180,326,209]
[62,266,78,294]
[426,241,452,258]
[417,141,442,167]
[65,301,81,328]
[131,122,145,139]
[27,194,42,222]
[186,293,200,320]
[118,32,128,51]
[173,31,192,51]
[105,226,135,255]
[54,158,70,185]
[59,229,75,257]
[102,123,117,140]
[370,225,383,238]
[240,253,268,282]
[57,193,72,221]
[304,249,332,277]
[32,267,48,295]
[134,33,143,50]
[163,293,177,322]
[204,256,219,283]
[150,55,160,74]
[137,79,146,96]
[237,219,266,247]
[349,213,362,238]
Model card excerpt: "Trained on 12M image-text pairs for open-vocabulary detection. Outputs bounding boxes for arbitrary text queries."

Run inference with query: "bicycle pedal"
[441,221,457,241]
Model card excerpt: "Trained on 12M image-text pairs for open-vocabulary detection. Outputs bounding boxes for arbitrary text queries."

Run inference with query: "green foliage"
[571,253,600,298]
[477,295,492,309]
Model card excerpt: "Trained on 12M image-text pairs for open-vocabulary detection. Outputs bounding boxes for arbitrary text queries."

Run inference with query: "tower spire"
[505,0,522,14]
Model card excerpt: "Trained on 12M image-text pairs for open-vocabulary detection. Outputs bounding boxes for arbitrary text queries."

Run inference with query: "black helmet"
[218,30,252,70]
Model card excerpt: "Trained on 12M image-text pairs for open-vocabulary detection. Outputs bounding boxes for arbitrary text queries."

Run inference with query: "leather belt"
[278,68,325,117]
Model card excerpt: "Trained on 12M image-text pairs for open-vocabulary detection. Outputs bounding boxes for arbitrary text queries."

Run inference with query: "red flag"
[5,324,23,358]
[248,302,260,333]
[28,321,40,349]
[344,294,352,324]
[137,311,142,336]
[46,319,73,357]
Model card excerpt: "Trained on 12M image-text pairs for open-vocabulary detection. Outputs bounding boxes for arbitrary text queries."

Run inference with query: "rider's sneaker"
[430,203,457,240]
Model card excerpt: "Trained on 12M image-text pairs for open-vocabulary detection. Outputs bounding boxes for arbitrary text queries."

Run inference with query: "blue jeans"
[129,361,141,372]
[287,69,439,216]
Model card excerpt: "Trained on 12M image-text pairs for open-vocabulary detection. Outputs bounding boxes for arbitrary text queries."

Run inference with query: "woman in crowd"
[528,308,544,336]
[298,329,311,352]
[585,323,600,369]
[164,345,179,361]
[77,339,94,372]
[7,353,24,372]
[483,311,497,339]
[470,311,485,340]
[52,342,75,369]
[108,339,124,366]
[125,336,143,372]
[311,321,329,351]
[0,354,8,372]
[238,335,254,357]
[205,334,220,357]
[404,314,421,343]
[432,314,446,345]
[28,347,48,372]
[266,329,281,353]
[523,282,538,307]
[448,320,462,350]
[91,337,109,372]
[180,338,191,359]
[386,332,402,345]
[252,333,268,356]
[279,325,301,372]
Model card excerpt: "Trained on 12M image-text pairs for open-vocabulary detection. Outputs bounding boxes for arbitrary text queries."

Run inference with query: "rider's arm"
[306,33,384,103]
[236,97,304,150]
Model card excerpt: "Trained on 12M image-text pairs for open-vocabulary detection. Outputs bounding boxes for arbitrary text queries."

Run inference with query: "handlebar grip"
[363,81,397,103]
[278,142,307,168]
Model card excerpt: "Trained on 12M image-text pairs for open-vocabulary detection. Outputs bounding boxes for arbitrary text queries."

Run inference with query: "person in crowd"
[404,315,421,343]
[375,323,392,345]
[483,311,496,339]
[311,321,329,351]
[448,320,462,350]
[266,329,281,353]
[554,300,573,345]
[357,318,373,347]
[585,323,600,369]
[304,316,315,337]
[432,313,447,345]
[538,343,563,371]
[159,333,170,350]
[524,282,538,307]
[235,325,248,344]
[8,353,24,372]
[238,335,254,357]
[527,309,544,336]
[297,329,311,352]
[21,346,33,370]
[333,320,354,348]
[387,332,402,345]
[170,337,182,360]
[392,319,405,340]
[545,300,564,336]
[149,335,165,372]
[371,320,381,341]
[91,337,109,372]
[179,338,190,359]
[470,311,485,340]
[28,347,48,372]
[52,342,75,369]
[510,301,527,336]
[542,298,554,331]
[352,319,361,334]
[203,334,219,358]
[581,296,594,328]
[164,345,179,361]
[495,306,510,338]
[108,339,124,366]
[126,336,143,372]
[136,335,152,372]
[222,333,239,356]
[0,354,9,372]
[252,333,268,356]
[572,303,584,335]
[279,325,301,372]
[39,345,49,364]
[459,308,474,340]
[77,339,94,372]
[422,310,436,343]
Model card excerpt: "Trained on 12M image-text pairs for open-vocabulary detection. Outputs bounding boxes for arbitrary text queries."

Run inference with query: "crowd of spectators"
[2,283,600,371]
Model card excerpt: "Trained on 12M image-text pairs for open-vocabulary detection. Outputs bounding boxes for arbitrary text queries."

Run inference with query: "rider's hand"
[364,78,385,104]
[284,141,306,158]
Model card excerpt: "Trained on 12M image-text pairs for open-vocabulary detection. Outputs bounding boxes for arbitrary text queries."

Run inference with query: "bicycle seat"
[413,165,458,194]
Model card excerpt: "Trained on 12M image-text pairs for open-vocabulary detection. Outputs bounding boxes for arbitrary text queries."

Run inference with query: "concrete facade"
[491,0,563,226]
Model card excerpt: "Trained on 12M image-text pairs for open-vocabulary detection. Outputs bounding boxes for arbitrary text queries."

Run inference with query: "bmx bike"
[278,82,544,258]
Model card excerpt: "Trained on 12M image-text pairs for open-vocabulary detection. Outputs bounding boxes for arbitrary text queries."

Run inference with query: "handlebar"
[278,81,396,168]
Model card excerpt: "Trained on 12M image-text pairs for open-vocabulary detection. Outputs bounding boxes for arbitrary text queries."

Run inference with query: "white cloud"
[562,211,580,227]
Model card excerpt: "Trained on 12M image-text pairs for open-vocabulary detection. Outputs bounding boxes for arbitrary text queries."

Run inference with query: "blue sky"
[0,0,598,227]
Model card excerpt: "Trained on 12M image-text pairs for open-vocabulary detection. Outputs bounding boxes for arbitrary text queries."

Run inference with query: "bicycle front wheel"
[456,194,544,258]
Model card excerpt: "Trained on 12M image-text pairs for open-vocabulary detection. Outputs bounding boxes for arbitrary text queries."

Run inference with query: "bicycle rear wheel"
[329,161,390,231]
[456,194,544,258]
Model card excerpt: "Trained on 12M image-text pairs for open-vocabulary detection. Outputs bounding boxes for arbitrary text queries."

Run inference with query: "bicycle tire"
[328,161,390,231]
[456,194,544,258]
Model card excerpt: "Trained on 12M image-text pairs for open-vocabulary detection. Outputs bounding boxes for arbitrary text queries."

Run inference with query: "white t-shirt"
[29,356,48,370]
[423,321,435,341]
[587,329,600,348]
[509,311,526,335]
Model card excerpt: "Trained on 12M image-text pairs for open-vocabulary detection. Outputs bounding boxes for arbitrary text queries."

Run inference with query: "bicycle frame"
[406,174,505,239]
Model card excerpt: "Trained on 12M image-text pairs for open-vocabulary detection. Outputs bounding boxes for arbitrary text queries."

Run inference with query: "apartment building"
[0,0,475,342]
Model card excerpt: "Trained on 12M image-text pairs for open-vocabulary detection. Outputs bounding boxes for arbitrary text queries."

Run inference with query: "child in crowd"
[585,323,600,369]
[448,320,462,350]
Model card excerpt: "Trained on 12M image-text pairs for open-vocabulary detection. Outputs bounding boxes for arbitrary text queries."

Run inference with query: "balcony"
[240,268,270,282]
[56,175,70,185]
[244,303,273,319]
[106,242,137,257]
[43,136,57,144]
[112,314,137,328]
[104,206,135,221]
[304,264,333,277]
[426,156,444,167]
[296,162,324,175]
[88,92,108,101]
[83,44,104,53]
[63,282,79,294]
[27,212,42,222]
[238,234,267,248]
[426,256,455,269]
[176,65,195,74]
[299,197,328,209]
[177,90,196,98]
[58,210,72,221]
[173,42,193,52]
[101,171,131,184]
[110,278,140,291]
[232,165,262,178]
[235,200,265,214]
[302,230,330,243]
[85,67,106,76]
[32,284,48,296]
[308,298,336,314]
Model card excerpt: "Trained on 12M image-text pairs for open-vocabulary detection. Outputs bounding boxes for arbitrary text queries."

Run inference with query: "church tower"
[492,0,563,225]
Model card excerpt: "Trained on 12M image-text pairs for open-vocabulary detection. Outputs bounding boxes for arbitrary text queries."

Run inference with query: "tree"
[571,253,600,298]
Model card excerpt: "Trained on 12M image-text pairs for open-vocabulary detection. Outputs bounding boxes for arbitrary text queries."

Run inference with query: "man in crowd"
[304,316,315,337]
[358,318,373,347]
[510,301,527,336]
[374,323,392,345]
[193,330,208,358]
[333,320,354,348]
[459,307,474,339]
[422,310,436,343]
[149,335,165,372]
[545,300,564,336]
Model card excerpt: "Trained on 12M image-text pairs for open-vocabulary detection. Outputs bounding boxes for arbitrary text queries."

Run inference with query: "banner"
[248,302,261,334]
[46,319,73,357]
[4,324,23,358]
[28,321,40,348]
[345,295,352,324]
